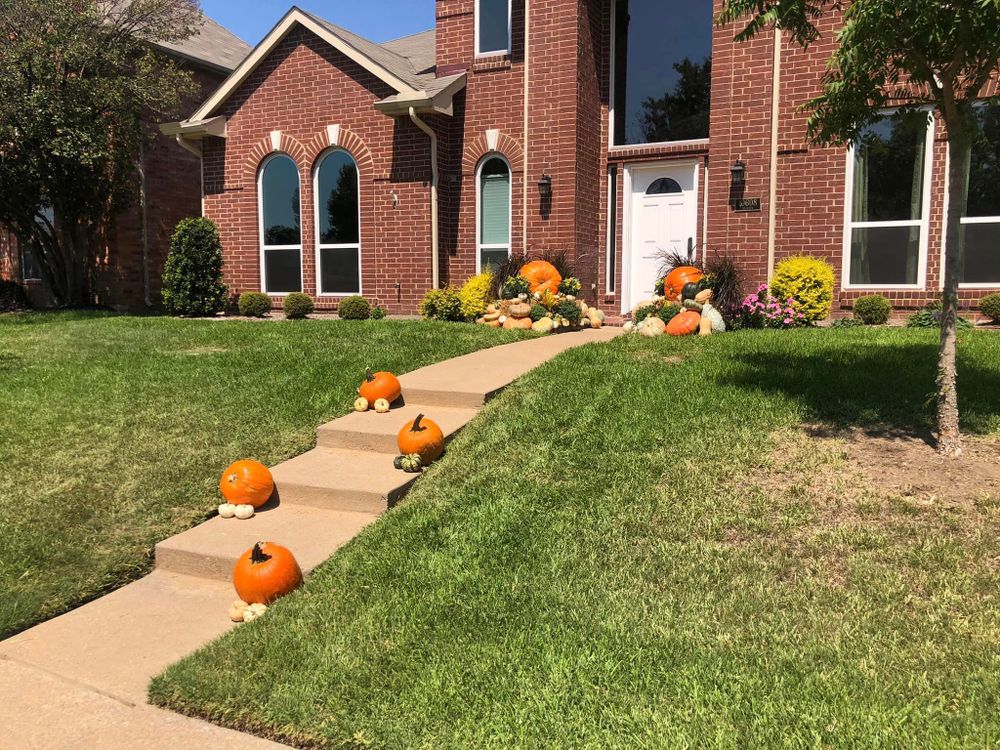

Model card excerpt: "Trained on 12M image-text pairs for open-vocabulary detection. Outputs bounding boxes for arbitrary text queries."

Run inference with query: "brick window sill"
[472,55,512,73]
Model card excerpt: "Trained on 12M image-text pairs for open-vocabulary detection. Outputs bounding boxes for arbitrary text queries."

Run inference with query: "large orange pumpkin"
[220,459,274,509]
[664,266,705,301]
[519,260,563,295]
[359,369,401,404]
[232,541,302,605]
[397,413,445,465]
[666,309,702,337]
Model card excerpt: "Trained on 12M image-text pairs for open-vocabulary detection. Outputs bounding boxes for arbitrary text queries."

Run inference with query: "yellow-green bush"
[458,272,493,320]
[770,256,835,322]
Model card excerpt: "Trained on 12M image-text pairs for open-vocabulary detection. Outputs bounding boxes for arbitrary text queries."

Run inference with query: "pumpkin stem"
[250,542,272,565]
[365,368,375,383]
[411,413,425,432]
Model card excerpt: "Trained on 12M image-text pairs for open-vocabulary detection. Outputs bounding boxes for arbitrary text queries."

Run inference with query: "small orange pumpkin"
[232,541,303,605]
[664,266,705,301]
[397,413,445,465]
[359,369,402,405]
[220,459,274,509]
[519,260,563,295]
[666,310,702,337]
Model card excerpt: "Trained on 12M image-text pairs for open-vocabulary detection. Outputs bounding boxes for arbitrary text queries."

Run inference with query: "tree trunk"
[937,127,970,457]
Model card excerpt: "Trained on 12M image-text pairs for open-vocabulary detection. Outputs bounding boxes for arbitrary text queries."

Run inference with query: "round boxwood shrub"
[980,293,1000,323]
[161,218,228,316]
[283,292,314,320]
[371,306,387,320]
[554,299,581,325]
[238,292,271,317]
[339,295,372,320]
[853,294,892,325]
[529,304,548,322]
[770,256,835,322]
[419,287,463,321]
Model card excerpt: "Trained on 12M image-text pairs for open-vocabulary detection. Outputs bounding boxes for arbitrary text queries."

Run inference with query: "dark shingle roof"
[152,15,251,73]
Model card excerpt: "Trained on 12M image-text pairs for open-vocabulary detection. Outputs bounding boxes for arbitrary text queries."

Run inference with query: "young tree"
[0,0,200,306]
[719,0,1000,456]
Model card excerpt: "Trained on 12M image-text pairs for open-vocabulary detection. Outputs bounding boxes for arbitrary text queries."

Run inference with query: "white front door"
[625,163,699,312]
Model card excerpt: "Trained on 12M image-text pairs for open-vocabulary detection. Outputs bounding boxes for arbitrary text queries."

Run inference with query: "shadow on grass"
[721,341,1000,437]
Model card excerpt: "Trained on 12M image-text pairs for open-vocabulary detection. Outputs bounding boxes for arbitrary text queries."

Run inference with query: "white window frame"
[475,0,512,57]
[952,102,1000,289]
[476,154,513,274]
[605,165,617,294]
[842,111,935,291]
[608,0,712,152]
[313,148,362,297]
[258,153,304,296]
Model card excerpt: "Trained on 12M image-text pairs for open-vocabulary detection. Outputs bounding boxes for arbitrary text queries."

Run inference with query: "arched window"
[314,150,360,295]
[646,177,683,195]
[259,155,302,294]
[478,156,511,272]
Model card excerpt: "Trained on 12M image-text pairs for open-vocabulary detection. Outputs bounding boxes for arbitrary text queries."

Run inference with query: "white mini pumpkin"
[229,599,249,622]
[242,603,268,622]
[234,504,255,520]
[218,503,237,519]
[354,397,370,412]
[374,398,391,413]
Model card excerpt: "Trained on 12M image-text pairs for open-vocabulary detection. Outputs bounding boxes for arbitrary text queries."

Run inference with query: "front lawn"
[151,328,1000,749]
[0,312,528,638]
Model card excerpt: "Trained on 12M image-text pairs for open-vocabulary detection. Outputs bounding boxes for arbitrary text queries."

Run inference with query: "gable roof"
[151,15,251,74]
[188,7,463,123]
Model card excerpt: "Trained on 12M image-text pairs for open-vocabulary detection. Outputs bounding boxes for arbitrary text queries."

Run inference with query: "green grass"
[0,312,529,638]
[150,327,1000,749]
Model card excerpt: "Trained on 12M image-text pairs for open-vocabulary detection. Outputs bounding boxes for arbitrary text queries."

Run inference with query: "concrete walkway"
[0,328,618,749]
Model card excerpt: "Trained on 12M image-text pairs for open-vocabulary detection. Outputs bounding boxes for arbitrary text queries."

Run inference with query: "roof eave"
[374,74,467,117]
[159,115,228,139]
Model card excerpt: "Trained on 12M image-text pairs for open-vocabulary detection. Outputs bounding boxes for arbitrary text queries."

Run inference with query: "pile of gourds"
[624,265,727,338]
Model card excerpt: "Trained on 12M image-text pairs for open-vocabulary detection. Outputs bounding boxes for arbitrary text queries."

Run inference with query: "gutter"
[522,0,530,254]
[409,107,440,289]
[766,29,782,281]
[138,141,152,307]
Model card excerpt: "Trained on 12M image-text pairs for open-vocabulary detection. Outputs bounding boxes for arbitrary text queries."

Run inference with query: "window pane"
[317,151,359,245]
[261,156,300,246]
[850,225,921,285]
[320,247,361,294]
[647,178,682,195]
[967,103,1000,217]
[265,248,301,293]
[853,113,927,222]
[478,0,509,53]
[480,159,510,245]
[613,0,712,145]
[960,223,1000,284]
[480,248,510,271]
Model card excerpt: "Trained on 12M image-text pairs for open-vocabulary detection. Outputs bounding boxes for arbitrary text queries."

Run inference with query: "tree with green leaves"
[0,0,200,306]
[640,58,713,143]
[719,0,1000,456]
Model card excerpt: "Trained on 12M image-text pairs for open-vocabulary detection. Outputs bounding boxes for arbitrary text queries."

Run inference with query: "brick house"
[166,1,1000,316]
[1,16,250,309]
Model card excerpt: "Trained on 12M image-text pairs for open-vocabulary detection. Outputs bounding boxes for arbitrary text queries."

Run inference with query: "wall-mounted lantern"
[730,159,747,188]
[537,174,553,198]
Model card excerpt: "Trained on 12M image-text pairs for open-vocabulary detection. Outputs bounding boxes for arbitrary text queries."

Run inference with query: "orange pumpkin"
[220,459,274,509]
[666,310,702,337]
[664,266,705,301]
[519,260,563,295]
[397,413,445,465]
[232,541,302,605]
[359,369,401,405]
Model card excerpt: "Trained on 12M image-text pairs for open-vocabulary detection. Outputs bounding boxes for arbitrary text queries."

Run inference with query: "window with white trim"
[20,206,51,282]
[476,0,510,56]
[846,111,932,286]
[315,150,361,295]
[259,155,302,294]
[960,102,1000,284]
[478,156,511,271]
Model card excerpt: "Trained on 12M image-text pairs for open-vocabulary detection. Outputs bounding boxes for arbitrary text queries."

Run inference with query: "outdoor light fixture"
[730,159,747,187]
[537,174,553,197]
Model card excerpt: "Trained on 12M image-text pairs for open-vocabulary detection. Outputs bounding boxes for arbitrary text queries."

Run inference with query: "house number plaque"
[731,197,762,212]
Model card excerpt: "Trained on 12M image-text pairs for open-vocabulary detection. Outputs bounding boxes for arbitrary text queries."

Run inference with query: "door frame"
[621,160,701,314]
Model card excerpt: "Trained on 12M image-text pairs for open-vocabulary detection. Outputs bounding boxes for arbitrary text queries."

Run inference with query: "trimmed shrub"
[238,292,271,317]
[770,256,835,322]
[529,304,548,322]
[554,300,581,325]
[853,295,892,325]
[658,303,682,325]
[283,292,314,320]
[419,286,463,321]
[980,293,1000,323]
[161,218,228,316]
[338,295,372,320]
[370,306,386,320]
[0,279,30,312]
[459,272,493,320]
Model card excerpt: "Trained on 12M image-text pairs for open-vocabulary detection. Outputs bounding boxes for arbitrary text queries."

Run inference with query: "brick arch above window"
[243,132,308,186]
[462,133,524,175]
[304,127,374,176]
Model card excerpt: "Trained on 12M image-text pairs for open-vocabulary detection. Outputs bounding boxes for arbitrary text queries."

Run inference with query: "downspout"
[409,107,440,289]
[766,29,782,281]
[522,0,530,254]
[138,141,152,307]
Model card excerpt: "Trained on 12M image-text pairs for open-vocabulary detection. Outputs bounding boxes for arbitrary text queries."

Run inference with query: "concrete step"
[0,570,236,706]
[155,504,377,582]
[316,402,479,454]
[270,446,417,513]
